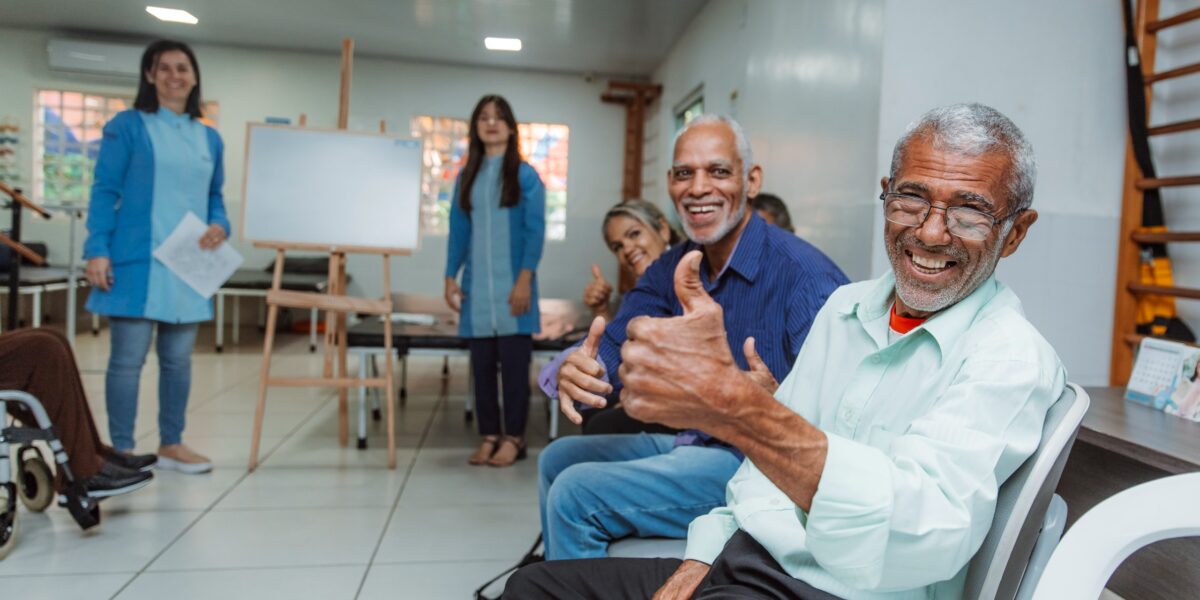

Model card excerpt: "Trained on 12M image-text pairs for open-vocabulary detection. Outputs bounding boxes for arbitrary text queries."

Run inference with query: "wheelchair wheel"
[0,483,17,560]
[17,456,54,513]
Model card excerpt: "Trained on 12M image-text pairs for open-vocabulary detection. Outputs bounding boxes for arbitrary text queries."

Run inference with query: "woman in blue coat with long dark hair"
[83,39,229,474]
[444,95,546,467]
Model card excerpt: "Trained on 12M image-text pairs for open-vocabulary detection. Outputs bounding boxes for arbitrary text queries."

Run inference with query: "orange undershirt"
[889,304,927,334]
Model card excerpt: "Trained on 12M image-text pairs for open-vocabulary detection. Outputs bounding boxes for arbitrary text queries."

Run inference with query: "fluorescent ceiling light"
[146,6,199,25]
[484,37,522,52]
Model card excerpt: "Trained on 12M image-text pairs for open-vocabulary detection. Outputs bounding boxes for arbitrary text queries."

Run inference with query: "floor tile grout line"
[105,393,331,600]
[111,561,372,575]
[353,382,449,600]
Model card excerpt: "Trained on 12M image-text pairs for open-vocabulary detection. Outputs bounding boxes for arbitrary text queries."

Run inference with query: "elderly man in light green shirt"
[502,103,1066,600]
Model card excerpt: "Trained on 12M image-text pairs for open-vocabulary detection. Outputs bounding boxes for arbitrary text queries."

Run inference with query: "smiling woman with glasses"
[879,191,1024,241]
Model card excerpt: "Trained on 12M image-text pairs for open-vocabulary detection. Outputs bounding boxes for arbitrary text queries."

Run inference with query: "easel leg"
[250,249,286,471]
[382,254,396,469]
[249,302,279,471]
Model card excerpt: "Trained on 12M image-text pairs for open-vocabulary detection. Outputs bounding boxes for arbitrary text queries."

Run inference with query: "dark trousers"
[503,530,843,600]
[469,335,533,437]
[0,328,107,491]
[582,405,680,436]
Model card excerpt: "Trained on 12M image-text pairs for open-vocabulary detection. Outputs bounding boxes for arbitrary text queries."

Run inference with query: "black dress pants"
[468,335,533,437]
[502,530,843,599]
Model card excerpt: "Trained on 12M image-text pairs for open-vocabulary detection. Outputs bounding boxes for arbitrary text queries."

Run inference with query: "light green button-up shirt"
[685,272,1066,599]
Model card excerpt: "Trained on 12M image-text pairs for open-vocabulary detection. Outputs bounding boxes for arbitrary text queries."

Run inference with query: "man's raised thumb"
[591,263,604,282]
[674,250,714,314]
[580,315,606,357]
[744,337,767,371]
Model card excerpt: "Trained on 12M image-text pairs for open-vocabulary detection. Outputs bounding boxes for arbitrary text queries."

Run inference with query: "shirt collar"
[155,106,190,123]
[840,270,1001,352]
[691,211,765,287]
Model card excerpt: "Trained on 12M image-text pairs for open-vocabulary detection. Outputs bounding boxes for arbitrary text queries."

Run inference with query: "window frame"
[409,115,570,241]
[32,87,132,206]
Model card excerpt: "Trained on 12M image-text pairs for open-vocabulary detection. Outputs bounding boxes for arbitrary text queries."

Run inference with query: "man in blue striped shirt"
[538,114,848,560]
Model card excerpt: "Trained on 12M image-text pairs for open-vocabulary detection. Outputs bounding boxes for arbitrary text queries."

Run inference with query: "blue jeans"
[105,317,199,450]
[538,433,743,560]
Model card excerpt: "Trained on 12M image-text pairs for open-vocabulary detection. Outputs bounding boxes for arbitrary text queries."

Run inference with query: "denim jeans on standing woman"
[105,317,199,451]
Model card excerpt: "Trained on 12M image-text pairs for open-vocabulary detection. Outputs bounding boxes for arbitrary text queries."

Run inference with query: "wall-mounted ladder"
[1111,0,1200,384]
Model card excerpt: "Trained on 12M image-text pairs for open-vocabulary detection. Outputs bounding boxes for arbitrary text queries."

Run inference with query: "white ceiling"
[0,0,708,77]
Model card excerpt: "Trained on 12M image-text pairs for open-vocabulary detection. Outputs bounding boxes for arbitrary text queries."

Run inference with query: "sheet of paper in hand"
[152,212,244,299]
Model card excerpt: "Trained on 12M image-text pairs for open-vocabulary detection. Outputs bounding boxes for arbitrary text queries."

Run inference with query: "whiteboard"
[241,124,422,252]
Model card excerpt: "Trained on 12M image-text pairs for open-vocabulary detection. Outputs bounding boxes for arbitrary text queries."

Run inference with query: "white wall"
[648,0,886,280]
[0,27,627,305]
[869,1,1127,385]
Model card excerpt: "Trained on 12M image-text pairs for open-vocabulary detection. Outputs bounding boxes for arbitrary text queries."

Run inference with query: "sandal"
[487,435,527,468]
[469,435,500,465]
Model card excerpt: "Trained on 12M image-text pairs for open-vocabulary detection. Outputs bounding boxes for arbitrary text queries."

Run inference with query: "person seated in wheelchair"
[1,328,155,499]
[505,104,1067,599]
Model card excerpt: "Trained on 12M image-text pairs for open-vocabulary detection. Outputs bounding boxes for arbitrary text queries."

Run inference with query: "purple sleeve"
[537,340,610,410]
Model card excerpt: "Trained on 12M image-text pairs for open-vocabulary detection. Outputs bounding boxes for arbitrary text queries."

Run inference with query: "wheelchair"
[0,390,101,560]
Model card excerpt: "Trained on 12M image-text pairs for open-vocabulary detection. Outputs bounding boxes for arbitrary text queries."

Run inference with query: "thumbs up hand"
[743,337,779,394]
[582,263,614,320]
[619,251,745,431]
[557,315,612,425]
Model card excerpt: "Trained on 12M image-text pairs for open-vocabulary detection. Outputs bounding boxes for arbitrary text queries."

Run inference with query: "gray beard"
[682,196,748,246]
[889,230,1006,313]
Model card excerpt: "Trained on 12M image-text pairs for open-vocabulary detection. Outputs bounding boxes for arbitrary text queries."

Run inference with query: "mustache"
[893,231,969,264]
[680,196,726,208]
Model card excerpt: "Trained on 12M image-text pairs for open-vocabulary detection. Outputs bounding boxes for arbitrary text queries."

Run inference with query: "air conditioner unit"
[47,39,142,78]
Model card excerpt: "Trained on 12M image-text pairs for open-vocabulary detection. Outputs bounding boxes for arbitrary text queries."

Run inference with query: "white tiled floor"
[1,326,565,599]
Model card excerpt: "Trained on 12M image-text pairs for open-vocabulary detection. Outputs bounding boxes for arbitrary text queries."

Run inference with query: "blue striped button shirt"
[600,212,849,453]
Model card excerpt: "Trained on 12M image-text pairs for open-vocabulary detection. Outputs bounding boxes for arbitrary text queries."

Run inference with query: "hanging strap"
[474,533,544,600]
[1123,0,1166,233]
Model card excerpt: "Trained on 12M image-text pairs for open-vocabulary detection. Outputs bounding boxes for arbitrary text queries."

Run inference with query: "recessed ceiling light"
[484,37,522,52]
[146,6,199,25]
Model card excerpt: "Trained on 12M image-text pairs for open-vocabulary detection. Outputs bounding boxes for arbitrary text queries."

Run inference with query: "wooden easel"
[247,39,404,470]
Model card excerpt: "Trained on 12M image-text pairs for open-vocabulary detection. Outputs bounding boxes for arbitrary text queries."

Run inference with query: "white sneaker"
[157,445,213,474]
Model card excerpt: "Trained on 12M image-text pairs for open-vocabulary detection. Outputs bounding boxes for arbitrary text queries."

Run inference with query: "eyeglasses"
[880,192,1017,241]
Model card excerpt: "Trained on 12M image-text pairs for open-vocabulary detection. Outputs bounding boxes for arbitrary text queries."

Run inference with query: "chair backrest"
[1031,472,1200,600]
[962,383,1090,600]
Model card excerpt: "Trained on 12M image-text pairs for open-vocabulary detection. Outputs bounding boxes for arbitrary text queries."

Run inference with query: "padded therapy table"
[345,294,587,445]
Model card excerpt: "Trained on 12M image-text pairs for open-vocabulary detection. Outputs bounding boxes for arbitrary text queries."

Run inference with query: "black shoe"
[81,462,154,498]
[106,451,158,472]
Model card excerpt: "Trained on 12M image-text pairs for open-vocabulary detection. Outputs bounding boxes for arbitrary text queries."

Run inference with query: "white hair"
[673,114,754,176]
[890,103,1037,213]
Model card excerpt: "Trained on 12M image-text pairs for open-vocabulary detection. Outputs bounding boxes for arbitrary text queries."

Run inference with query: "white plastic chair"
[608,384,1090,600]
[1031,472,1200,600]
